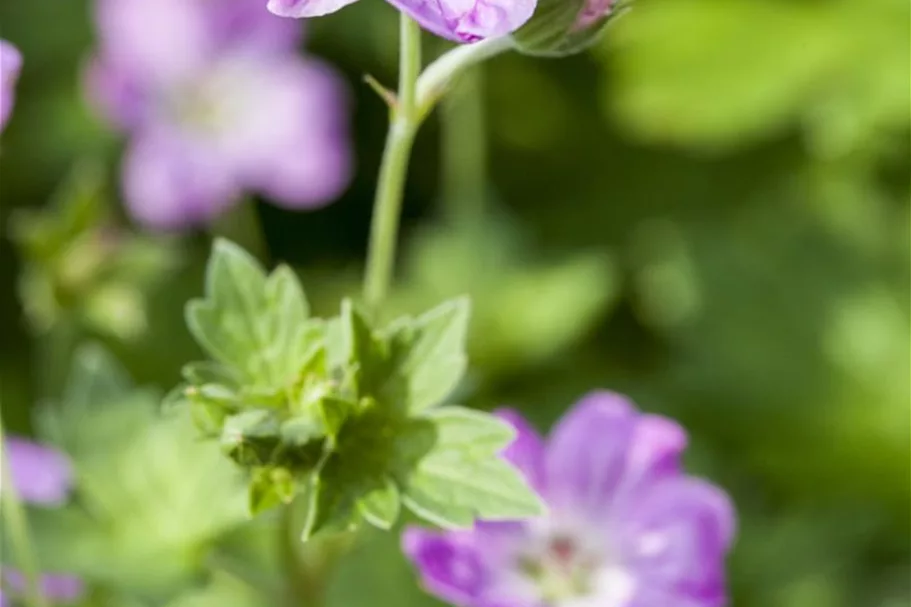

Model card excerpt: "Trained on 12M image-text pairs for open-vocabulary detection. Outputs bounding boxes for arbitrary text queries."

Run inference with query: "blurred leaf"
[606,0,910,151]
[395,214,617,376]
[32,344,248,597]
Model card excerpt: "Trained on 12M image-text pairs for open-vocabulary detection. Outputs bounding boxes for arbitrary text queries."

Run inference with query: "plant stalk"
[362,25,513,313]
[363,15,423,312]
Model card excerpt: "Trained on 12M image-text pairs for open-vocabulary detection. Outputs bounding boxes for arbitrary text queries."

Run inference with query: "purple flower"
[0,39,22,133]
[87,0,352,230]
[3,436,73,506]
[267,0,536,43]
[403,392,736,607]
[0,572,84,607]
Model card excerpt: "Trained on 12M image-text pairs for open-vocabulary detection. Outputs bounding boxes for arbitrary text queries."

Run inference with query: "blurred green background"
[0,0,908,606]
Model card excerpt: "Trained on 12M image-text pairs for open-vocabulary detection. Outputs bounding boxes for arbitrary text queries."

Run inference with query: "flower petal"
[267,0,360,18]
[544,391,636,515]
[385,0,537,42]
[494,409,546,493]
[84,57,150,130]
[3,437,73,506]
[624,414,688,490]
[215,56,351,208]
[402,527,490,606]
[0,39,23,132]
[122,130,239,230]
[620,477,735,605]
[3,571,84,605]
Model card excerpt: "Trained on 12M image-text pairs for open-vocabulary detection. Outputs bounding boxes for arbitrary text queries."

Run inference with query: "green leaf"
[357,476,400,530]
[395,407,545,528]
[34,346,247,594]
[61,342,132,409]
[186,240,318,390]
[343,298,470,413]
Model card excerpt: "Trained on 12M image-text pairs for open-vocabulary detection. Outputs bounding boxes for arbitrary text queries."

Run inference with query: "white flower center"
[517,531,637,607]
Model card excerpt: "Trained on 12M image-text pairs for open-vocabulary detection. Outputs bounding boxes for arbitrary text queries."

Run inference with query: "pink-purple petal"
[122,131,239,230]
[2,571,84,605]
[267,0,360,18]
[544,391,637,514]
[0,39,23,133]
[620,477,735,603]
[623,414,688,490]
[384,0,537,42]
[3,437,73,506]
[494,408,546,493]
[402,528,490,606]
[214,56,352,209]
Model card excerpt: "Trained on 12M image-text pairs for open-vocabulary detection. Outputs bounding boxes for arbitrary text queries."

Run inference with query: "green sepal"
[512,0,625,57]
[249,467,299,515]
[357,476,401,530]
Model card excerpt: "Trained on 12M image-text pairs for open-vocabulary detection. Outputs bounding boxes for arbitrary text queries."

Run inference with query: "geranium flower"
[87,0,351,230]
[403,391,736,607]
[267,0,536,43]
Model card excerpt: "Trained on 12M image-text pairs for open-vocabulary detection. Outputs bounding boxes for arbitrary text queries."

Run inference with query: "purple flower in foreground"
[0,40,23,133]
[3,436,73,505]
[403,392,736,607]
[87,0,351,230]
[0,572,84,607]
[267,0,536,43]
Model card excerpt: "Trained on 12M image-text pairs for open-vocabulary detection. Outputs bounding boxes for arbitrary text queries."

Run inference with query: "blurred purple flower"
[267,0,536,43]
[403,392,736,607]
[0,572,84,607]
[3,436,73,505]
[0,39,23,133]
[0,438,82,606]
[87,0,351,230]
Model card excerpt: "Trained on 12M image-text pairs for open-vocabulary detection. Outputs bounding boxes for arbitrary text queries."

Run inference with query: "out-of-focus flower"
[0,39,22,133]
[0,572,84,607]
[403,391,736,607]
[87,0,351,230]
[267,0,536,43]
[0,438,82,606]
[2,436,73,505]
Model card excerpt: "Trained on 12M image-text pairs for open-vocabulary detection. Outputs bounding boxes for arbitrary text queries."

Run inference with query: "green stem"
[416,36,514,120]
[363,15,423,312]
[441,66,488,225]
[281,506,325,607]
[280,505,356,607]
[0,420,49,607]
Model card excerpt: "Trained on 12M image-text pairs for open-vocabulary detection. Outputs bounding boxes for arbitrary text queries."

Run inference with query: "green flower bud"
[511,0,625,57]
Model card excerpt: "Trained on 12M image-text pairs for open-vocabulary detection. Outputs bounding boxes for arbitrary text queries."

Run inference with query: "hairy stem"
[363,27,514,314]
[363,15,423,312]
[0,420,49,607]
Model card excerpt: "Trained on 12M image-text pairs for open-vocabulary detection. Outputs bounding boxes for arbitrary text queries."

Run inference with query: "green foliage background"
[0,0,908,605]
